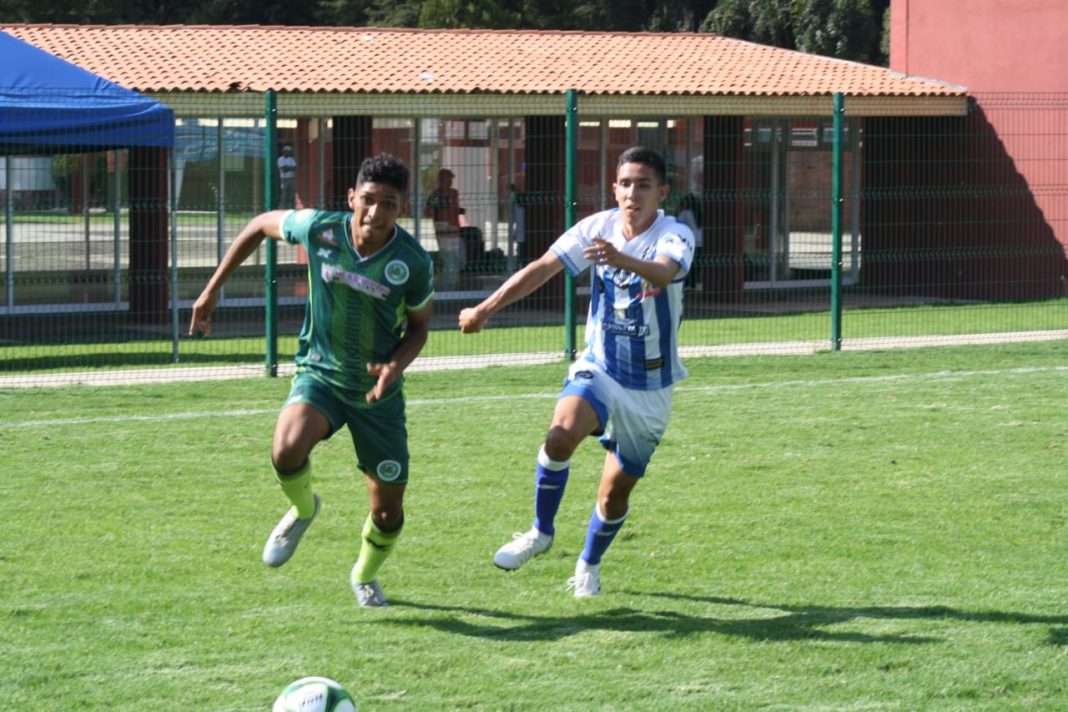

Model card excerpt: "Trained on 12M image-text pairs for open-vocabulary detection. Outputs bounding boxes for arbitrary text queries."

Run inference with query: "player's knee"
[543,426,581,461]
[271,455,307,476]
[598,492,629,521]
[371,506,404,534]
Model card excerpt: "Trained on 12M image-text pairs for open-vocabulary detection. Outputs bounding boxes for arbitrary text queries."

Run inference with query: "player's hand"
[584,237,619,267]
[365,362,398,403]
[189,290,218,336]
[458,306,488,334]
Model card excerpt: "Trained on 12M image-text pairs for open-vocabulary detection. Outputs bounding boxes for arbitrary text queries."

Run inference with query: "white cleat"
[566,559,601,598]
[493,528,553,570]
[262,494,320,568]
[351,576,388,608]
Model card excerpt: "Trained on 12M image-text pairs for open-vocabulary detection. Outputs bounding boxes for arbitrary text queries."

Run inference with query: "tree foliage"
[0,0,890,66]
[419,0,520,29]
[792,0,878,63]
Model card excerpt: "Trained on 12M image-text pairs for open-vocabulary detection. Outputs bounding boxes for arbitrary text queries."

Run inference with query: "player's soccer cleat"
[566,559,601,598]
[351,577,388,608]
[262,494,320,568]
[493,528,553,570]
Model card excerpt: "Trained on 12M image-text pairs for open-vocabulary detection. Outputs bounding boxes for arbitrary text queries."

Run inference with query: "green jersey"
[280,209,434,398]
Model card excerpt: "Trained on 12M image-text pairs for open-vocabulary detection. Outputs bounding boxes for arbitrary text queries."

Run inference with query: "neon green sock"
[352,514,403,584]
[275,461,316,518]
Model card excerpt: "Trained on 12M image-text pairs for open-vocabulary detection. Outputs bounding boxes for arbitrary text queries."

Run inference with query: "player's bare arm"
[584,237,681,288]
[189,210,289,336]
[365,301,433,403]
[459,251,564,333]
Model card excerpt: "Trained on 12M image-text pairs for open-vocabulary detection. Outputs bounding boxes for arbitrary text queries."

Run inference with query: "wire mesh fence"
[1,91,1066,384]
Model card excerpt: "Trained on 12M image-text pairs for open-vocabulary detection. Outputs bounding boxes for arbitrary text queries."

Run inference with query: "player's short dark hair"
[356,153,409,194]
[617,146,667,185]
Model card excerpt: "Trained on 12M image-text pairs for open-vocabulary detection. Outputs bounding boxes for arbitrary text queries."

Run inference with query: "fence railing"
[1,92,1066,383]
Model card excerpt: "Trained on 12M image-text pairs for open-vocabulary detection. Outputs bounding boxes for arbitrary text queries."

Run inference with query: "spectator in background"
[277,144,297,208]
[508,183,527,268]
[423,168,466,289]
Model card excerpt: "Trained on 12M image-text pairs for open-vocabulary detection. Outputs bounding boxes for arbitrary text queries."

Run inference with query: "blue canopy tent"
[0,30,173,150]
[0,30,175,324]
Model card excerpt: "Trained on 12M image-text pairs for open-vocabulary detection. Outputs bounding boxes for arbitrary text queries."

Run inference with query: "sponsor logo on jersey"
[384,260,410,286]
[376,460,403,482]
[316,247,334,260]
[602,319,649,337]
[321,264,390,299]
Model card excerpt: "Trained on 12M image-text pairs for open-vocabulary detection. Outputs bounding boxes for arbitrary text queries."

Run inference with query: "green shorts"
[285,371,409,485]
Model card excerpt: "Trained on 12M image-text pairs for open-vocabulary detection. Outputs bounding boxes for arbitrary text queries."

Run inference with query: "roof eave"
[150,91,969,119]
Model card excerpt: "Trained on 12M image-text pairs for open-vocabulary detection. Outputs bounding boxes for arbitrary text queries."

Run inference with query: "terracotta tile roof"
[1,24,965,98]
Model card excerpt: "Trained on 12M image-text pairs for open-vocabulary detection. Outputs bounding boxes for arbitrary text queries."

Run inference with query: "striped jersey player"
[459,146,694,598]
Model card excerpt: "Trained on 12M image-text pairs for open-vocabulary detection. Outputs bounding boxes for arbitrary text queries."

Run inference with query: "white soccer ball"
[272,676,357,712]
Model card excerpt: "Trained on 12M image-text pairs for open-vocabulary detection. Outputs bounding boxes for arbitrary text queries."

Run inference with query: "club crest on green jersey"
[384,260,410,286]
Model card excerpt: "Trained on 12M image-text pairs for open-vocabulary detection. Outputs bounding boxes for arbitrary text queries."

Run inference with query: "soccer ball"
[272,676,357,712]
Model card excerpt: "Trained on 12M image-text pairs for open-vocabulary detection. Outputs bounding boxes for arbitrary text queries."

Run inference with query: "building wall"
[890,0,1068,92]
[889,0,1068,296]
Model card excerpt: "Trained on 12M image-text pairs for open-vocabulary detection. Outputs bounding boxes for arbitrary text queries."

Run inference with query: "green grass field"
[2,341,1067,710]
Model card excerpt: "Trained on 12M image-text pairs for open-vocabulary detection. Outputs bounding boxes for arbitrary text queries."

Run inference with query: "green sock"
[352,514,403,584]
[275,460,316,518]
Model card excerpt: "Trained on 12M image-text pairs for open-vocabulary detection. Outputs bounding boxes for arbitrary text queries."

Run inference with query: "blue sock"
[532,446,569,536]
[580,504,628,566]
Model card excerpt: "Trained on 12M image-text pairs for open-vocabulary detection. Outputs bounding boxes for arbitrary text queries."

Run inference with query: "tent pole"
[83,155,90,273]
[113,150,122,306]
[217,119,226,304]
[170,149,180,363]
[5,154,12,309]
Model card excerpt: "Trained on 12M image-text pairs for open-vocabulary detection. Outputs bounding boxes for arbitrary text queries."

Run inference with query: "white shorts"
[560,360,673,477]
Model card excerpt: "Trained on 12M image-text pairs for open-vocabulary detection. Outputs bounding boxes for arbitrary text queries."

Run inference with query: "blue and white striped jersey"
[551,208,694,390]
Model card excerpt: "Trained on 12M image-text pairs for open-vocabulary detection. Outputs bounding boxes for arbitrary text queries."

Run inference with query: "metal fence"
[1,91,1066,384]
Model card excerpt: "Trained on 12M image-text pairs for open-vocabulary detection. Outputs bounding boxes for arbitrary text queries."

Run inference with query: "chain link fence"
[2,92,1066,383]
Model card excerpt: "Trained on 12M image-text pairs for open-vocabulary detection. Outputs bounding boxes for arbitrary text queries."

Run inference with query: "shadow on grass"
[382,591,1068,646]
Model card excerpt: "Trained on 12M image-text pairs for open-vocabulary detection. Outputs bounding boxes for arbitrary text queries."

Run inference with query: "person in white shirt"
[277,145,297,208]
[458,146,694,598]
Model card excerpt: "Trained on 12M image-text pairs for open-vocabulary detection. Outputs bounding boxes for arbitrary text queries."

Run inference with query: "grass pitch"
[1,341,1067,710]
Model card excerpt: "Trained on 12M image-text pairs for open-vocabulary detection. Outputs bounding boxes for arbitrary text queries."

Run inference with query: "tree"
[791,0,878,63]
[363,0,423,26]
[648,0,719,32]
[700,0,794,49]
[699,0,751,37]
[190,0,322,24]
[419,0,520,29]
[316,0,373,26]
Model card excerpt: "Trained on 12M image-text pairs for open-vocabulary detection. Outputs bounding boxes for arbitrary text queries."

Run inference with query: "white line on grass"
[2,365,1065,430]
[673,365,1068,395]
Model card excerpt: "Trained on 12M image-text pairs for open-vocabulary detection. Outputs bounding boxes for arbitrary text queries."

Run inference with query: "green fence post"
[564,88,579,360]
[830,92,845,351]
[170,149,180,363]
[265,90,279,376]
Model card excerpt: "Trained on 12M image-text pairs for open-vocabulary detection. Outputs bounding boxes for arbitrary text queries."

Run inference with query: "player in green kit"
[189,153,434,607]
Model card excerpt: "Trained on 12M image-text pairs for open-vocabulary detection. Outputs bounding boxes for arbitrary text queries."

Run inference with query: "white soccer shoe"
[566,559,601,598]
[262,494,320,568]
[493,528,553,570]
[351,576,388,608]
